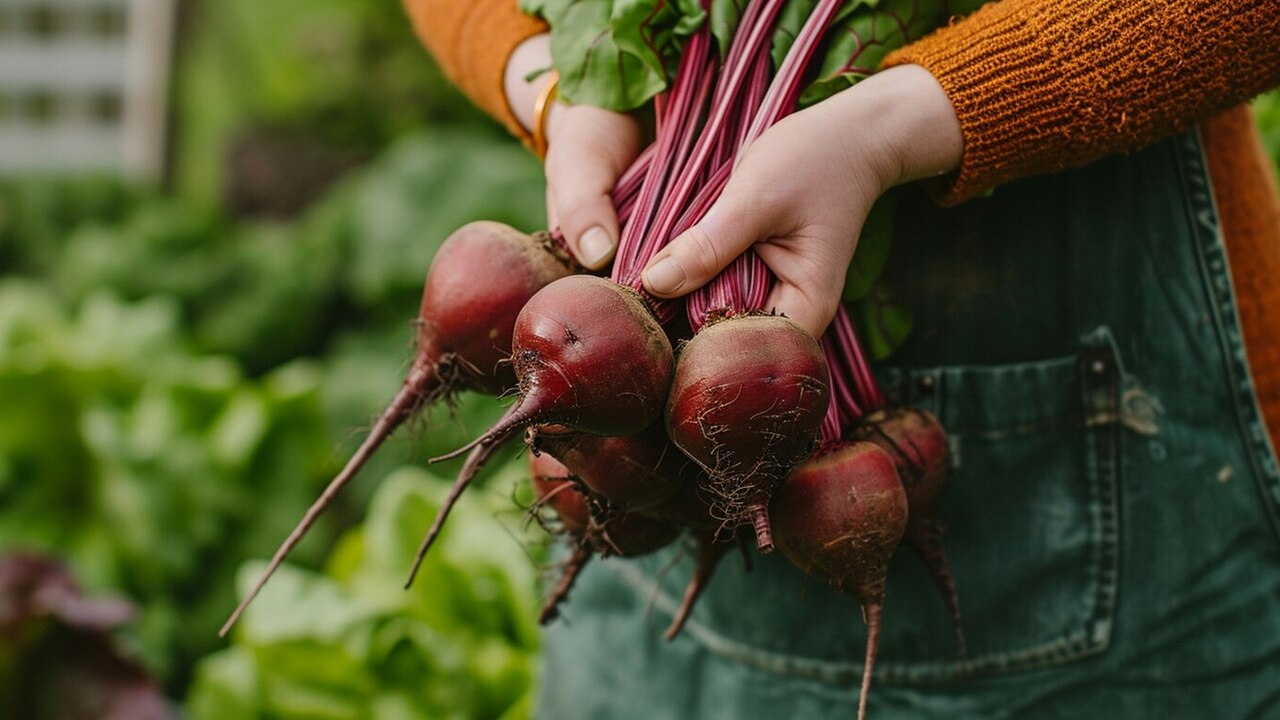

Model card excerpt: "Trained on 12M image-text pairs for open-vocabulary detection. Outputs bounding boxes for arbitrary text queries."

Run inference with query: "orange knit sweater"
[402,0,1280,443]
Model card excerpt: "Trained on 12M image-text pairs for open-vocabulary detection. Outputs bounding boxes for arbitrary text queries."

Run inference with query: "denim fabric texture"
[538,131,1280,719]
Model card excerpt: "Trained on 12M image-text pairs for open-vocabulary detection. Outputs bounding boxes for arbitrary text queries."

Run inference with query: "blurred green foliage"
[0,0,552,706]
[1254,90,1280,181]
[0,122,549,709]
[187,468,541,720]
[173,0,496,206]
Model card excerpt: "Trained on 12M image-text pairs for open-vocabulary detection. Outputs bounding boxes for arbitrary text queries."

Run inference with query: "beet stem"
[910,521,967,658]
[431,394,543,463]
[750,503,774,554]
[219,367,438,637]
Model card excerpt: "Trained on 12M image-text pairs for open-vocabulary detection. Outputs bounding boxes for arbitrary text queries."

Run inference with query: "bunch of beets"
[223,1,965,716]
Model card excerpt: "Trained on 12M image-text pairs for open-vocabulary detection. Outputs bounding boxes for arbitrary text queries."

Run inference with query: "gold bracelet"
[531,70,560,161]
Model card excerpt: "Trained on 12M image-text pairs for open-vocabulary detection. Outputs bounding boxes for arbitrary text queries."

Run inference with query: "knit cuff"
[884,1,1065,204]
[885,0,1280,205]
[403,0,548,145]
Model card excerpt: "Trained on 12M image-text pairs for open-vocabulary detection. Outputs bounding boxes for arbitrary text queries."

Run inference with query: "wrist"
[504,33,557,135]
[826,64,963,194]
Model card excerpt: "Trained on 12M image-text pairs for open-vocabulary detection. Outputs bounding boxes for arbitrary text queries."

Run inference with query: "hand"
[506,35,642,270]
[640,64,963,338]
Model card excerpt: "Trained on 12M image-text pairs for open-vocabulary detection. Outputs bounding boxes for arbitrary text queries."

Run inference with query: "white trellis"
[0,0,175,179]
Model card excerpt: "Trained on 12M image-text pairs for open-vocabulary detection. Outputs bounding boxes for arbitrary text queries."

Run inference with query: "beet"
[403,276,677,574]
[666,314,829,552]
[526,423,690,511]
[442,275,676,459]
[854,408,964,656]
[530,451,591,535]
[540,511,681,625]
[417,221,575,394]
[220,221,571,636]
[403,406,520,589]
[526,451,681,624]
[772,441,908,720]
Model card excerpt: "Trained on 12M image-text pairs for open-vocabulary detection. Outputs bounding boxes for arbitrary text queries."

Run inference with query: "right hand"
[506,34,642,270]
[641,64,962,338]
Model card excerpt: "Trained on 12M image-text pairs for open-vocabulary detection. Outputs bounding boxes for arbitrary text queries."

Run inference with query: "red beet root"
[403,405,521,589]
[526,423,691,511]
[663,530,742,641]
[220,221,571,636]
[666,314,829,552]
[409,276,676,575]
[855,408,965,657]
[441,275,676,460]
[528,451,680,624]
[530,452,591,535]
[772,441,908,720]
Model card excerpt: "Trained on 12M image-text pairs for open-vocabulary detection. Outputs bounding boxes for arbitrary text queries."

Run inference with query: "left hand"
[505,34,642,270]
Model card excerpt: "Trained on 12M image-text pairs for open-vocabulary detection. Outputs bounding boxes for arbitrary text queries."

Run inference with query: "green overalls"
[538,130,1280,719]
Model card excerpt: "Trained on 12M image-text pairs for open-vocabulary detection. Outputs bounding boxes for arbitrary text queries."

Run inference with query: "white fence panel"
[0,0,174,179]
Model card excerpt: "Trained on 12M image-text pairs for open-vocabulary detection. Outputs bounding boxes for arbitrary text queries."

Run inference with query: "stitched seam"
[1178,129,1280,546]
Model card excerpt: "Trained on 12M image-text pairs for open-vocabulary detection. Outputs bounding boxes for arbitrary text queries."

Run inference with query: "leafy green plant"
[173,0,495,205]
[1254,90,1280,181]
[0,282,339,688]
[187,466,541,720]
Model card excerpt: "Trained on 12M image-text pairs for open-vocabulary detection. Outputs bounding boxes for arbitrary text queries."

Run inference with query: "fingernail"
[578,226,615,269]
[645,256,686,295]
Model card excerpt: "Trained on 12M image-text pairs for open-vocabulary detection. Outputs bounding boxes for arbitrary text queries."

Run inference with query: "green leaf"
[184,648,260,720]
[800,0,945,106]
[856,282,914,359]
[233,563,373,646]
[533,0,707,110]
[549,0,673,110]
[709,0,746,58]
[843,190,898,301]
[255,640,375,719]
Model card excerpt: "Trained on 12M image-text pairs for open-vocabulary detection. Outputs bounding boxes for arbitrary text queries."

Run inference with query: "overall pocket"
[870,326,1123,682]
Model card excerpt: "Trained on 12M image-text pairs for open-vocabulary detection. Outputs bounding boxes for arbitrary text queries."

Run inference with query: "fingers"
[765,281,840,340]
[544,107,641,270]
[546,149,623,269]
[642,183,781,298]
[744,233,848,338]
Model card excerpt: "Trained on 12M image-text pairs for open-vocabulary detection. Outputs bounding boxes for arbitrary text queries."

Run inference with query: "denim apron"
[538,130,1280,719]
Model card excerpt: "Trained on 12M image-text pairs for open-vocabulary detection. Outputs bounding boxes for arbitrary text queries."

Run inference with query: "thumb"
[641,188,778,298]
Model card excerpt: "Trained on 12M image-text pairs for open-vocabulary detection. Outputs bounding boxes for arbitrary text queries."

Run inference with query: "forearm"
[885,0,1280,203]
[401,0,547,142]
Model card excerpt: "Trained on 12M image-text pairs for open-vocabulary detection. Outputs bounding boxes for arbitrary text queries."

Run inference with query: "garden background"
[1,1,1277,717]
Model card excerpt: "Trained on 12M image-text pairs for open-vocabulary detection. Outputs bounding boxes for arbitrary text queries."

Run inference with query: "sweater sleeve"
[883,0,1280,204]
[402,0,547,144]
